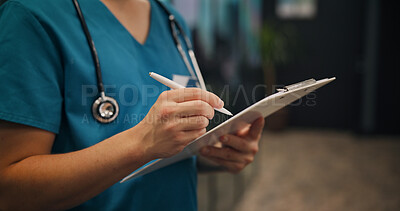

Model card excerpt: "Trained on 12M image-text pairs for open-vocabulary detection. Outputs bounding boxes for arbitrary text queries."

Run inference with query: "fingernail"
[218,99,224,108]
[202,148,210,155]
[220,136,228,143]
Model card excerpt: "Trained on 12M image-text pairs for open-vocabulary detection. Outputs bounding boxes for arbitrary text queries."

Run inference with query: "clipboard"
[121,77,336,183]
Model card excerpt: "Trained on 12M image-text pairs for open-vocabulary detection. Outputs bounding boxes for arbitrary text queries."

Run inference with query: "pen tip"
[218,108,233,116]
[149,72,152,76]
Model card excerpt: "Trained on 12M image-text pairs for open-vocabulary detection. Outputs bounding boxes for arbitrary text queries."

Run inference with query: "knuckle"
[197,103,206,112]
[192,101,213,119]
[199,101,209,110]
[251,146,259,155]
[160,106,176,117]
[244,156,254,164]
[209,107,215,119]
[193,100,205,111]
[199,102,214,119]
[198,128,207,136]
[159,91,169,100]
[191,89,203,99]
[212,94,221,106]
[198,116,209,128]
[192,100,203,107]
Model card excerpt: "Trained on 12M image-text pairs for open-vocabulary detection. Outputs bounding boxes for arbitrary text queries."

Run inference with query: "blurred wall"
[263,0,365,131]
[375,0,400,134]
[172,0,399,135]
[263,0,399,134]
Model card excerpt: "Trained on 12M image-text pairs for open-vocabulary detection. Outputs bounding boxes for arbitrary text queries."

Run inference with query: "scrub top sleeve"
[0,2,63,133]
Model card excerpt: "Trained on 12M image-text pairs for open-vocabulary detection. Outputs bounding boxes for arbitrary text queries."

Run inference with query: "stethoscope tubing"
[73,0,207,123]
[72,0,105,95]
[155,0,206,90]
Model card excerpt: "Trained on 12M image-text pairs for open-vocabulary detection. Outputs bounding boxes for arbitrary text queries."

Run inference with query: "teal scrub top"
[0,0,198,210]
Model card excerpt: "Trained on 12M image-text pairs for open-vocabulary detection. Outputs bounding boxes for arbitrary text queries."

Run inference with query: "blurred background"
[167,0,399,210]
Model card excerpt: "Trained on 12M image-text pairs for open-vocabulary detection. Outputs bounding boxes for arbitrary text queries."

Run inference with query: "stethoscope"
[72,0,206,123]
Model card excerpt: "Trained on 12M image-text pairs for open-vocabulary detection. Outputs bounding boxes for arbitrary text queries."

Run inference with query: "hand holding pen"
[149,72,233,116]
[135,81,227,159]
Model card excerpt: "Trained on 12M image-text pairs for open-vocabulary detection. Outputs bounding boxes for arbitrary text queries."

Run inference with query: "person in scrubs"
[0,0,264,210]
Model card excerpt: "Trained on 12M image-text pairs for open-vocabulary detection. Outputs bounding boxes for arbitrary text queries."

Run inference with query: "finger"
[163,88,224,109]
[200,146,248,163]
[219,134,256,154]
[175,116,210,131]
[236,124,251,137]
[247,117,265,140]
[183,128,207,144]
[176,100,215,119]
[172,128,207,145]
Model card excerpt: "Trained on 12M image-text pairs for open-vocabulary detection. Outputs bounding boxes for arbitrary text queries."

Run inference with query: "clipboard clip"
[276,79,316,92]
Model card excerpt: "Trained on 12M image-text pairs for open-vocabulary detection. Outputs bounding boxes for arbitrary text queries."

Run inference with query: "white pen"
[149,72,233,116]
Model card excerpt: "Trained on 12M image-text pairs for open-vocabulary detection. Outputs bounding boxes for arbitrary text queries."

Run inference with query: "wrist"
[126,122,155,163]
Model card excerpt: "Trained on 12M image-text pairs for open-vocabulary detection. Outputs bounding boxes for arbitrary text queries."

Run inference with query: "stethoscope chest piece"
[92,94,119,123]
[73,0,205,124]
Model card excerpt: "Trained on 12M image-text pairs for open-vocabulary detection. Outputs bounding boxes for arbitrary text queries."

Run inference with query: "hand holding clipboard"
[121,77,336,182]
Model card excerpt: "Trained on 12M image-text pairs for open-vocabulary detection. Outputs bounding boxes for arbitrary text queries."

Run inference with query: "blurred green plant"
[260,22,297,94]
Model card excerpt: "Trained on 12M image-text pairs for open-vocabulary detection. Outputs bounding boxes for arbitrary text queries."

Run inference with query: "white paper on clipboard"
[121,77,336,183]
